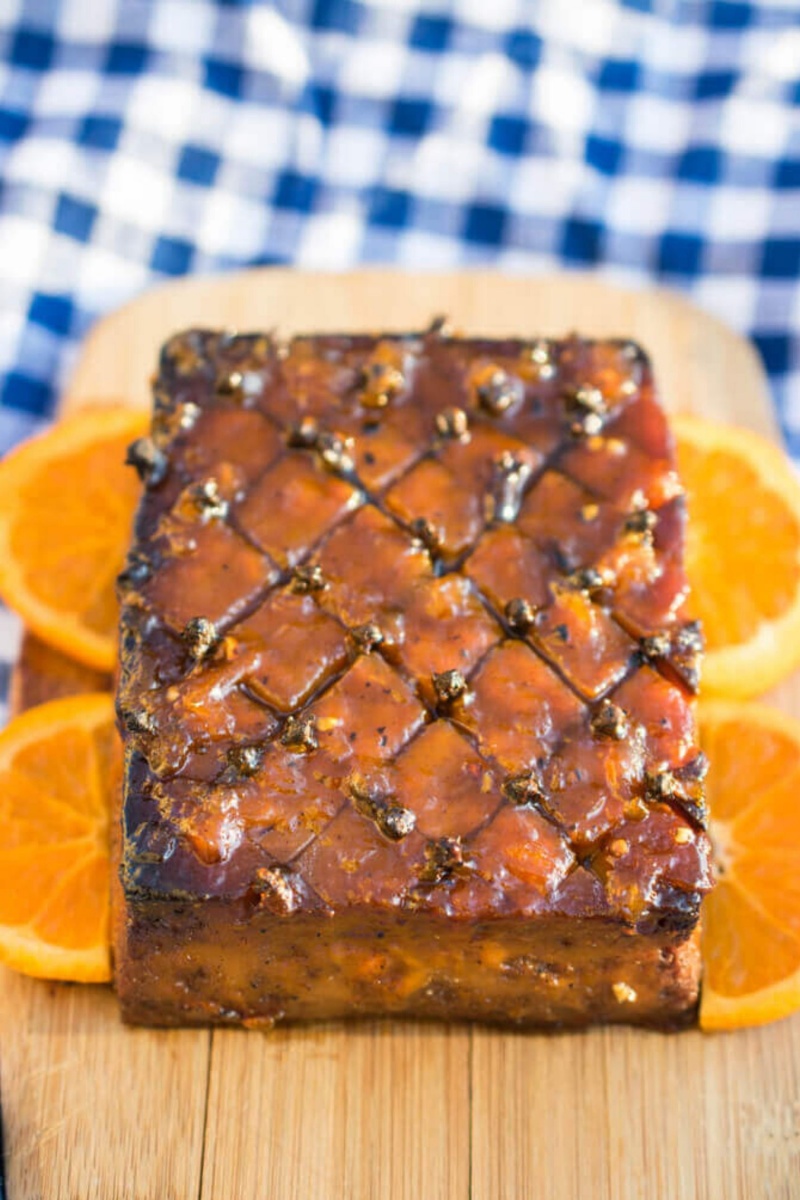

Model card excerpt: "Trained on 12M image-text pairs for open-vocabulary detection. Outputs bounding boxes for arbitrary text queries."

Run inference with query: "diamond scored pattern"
[517,468,620,571]
[441,422,542,486]
[236,452,362,567]
[170,405,283,490]
[464,525,551,612]
[311,653,426,764]
[460,640,584,774]
[531,585,637,700]
[238,744,347,863]
[384,456,483,557]
[350,409,424,491]
[317,504,431,627]
[392,721,500,839]
[231,590,349,711]
[390,576,499,705]
[121,330,706,926]
[142,519,277,631]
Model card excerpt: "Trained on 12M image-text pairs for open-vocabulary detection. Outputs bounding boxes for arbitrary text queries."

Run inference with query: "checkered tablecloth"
[0,0,799,719]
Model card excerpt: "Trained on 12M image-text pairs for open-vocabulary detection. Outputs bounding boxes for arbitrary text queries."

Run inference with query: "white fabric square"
[149,0,216,57]
[720,93,790,160]
[625,93,693,154]
[708,186,773,242]
[100,152,173,229]
[296,208,364,268]
[606,175,674,236]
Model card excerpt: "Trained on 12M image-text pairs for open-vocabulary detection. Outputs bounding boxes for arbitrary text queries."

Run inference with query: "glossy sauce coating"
[115,327,712,1027]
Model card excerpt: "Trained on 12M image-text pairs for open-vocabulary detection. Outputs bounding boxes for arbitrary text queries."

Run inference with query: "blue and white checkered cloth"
[0,0,799,718]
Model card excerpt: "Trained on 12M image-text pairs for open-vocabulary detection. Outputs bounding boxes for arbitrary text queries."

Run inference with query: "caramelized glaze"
[114,327,712,1027]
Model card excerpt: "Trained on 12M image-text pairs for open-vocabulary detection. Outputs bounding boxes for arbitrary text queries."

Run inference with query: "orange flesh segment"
[700,700,800,1028]
[679,442,800,648]
[0,406,147,669]
[0,694,116,982]
[673,415,800,699]
[703,882,800,998]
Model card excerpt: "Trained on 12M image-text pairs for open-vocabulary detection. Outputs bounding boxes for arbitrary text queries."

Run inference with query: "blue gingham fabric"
[0,0,799,720]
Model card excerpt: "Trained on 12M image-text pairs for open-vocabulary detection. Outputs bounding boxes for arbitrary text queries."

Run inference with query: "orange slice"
[0,406,148,671]
[673,415,800,699]
[0,693,116,982]
[700,699,800,1030]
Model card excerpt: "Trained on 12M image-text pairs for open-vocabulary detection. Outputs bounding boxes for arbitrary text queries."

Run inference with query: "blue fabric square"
[561,217,602,263]
[274,171,316,212]
[204,57,244,98]
[78,115,121,151]
[598,59,639,91]
[755,333,791,375]
[10,28,54,71]
[761,239,800,279]
[311,0,361,34]
[677,146,722,184]
[302,84,335,125]
[368,187,410,229]
[694,70,736,100]
[709,2,752,29]
[0,109,27,142]
[389,98,431,137]
[775,158,800,189]
[177,144,220,186]
[249,251,286,268]
[105,43,149,75]
[29,294,73,336]
[409,15,451,52]
[151,235,194,275]
[505,29,541,71]
[488,114,527,157]
[464,204,506,246]
[658,232,704,276]
[586,134,623,176]
[0,372,51,416]
[53,194,96,242]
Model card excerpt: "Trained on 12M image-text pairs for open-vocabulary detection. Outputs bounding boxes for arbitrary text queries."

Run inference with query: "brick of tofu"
[114,327,713,1029]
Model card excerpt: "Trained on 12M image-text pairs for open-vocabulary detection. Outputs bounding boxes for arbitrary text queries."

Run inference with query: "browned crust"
[115,327,712,1029]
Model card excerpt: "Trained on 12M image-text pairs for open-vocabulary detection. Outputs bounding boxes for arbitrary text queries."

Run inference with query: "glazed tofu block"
[114,326,713,1028]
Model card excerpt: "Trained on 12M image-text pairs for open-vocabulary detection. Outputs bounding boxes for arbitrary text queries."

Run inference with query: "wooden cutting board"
[2,270,799,1200]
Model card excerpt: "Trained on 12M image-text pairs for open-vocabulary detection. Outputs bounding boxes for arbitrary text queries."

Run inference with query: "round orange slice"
[673,414,800,699]
[0,405,148,671]
[700,698,800,1030]
[0,693,116,982]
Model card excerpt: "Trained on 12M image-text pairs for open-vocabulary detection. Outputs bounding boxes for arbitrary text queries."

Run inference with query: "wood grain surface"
[2,269,799,1200]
